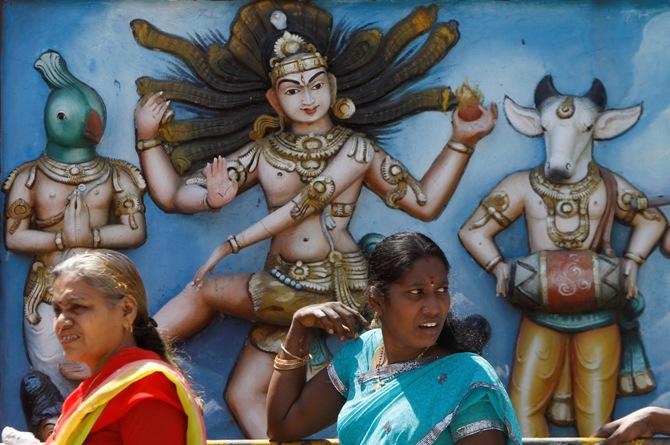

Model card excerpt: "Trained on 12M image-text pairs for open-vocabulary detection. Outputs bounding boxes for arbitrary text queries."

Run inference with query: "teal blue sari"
[327,329,522,445]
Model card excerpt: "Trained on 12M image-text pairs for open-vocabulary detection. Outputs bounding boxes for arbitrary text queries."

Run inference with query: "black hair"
[367,231,490,354]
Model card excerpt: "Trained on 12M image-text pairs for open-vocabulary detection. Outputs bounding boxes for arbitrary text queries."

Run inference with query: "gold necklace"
[263,126,352,183]
[530,162,601,249]
[373,344,431,391]
[37,155,109,185]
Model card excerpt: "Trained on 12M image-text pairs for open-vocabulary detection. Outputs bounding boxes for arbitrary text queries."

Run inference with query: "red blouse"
[48,347,188,445]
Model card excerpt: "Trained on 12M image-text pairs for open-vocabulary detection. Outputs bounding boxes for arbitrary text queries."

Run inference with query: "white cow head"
[504,75,642,181]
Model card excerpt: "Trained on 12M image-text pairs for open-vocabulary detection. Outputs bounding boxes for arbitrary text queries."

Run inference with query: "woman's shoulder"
[438,352,502,385]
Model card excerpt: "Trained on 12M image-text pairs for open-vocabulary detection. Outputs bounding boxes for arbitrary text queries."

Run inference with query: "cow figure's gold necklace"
[530,162,601,249]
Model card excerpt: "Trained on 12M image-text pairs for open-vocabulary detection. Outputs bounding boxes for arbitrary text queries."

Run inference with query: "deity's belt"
[266,250,367,307]
[508,250,625,314]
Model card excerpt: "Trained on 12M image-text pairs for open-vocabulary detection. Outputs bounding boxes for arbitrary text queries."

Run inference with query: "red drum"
[509,250,624,313]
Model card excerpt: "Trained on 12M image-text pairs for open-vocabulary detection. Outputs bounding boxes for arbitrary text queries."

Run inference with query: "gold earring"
[331,98,356,120]
[371,311,381,328]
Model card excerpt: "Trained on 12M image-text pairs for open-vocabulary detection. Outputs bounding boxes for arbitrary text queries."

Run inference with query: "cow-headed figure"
[459,75,667,437]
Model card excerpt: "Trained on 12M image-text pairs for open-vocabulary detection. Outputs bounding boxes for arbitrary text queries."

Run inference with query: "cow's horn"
[534,75,559,109]
[585,78,607,111]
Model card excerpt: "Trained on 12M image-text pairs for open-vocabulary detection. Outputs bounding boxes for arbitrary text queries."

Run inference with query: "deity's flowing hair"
[51,249,177,367]
[130,0,460,174]
[367,232,491,354]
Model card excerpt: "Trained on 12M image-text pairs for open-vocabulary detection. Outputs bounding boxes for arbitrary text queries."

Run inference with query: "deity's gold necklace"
[37,155,109,185]
[264,126,352,182]
[529,162,601,249]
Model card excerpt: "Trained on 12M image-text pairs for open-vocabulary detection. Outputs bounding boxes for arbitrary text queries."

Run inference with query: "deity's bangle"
[54,230,65,251]
[280,343,311,362]
[273,355,309,371]
[92,228,102,248]
[485,255,503,272]
[446,140,474,155]
[136,138,163,152]
[203,194,217,212]
[227,235,241,254]
[624,252,646,266]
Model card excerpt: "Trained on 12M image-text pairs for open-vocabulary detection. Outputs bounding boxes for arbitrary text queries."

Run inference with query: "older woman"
[266,232,522,444]
[3,250,205,445]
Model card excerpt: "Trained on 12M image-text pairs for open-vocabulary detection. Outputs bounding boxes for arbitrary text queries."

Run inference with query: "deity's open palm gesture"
[205,156,238,209]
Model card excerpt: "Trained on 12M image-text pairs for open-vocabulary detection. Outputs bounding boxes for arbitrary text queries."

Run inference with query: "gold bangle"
[485,255,503,272]
[136,138,163,152]
[273,355,309,371]
[446,140,474,155]
[92,228,101,248]
[227,235,241,254]
[280,343,310,361]
[624,252,646,265]
[54,230,64,251]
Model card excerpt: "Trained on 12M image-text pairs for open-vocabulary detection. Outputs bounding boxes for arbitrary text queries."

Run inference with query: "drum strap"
[591,166,617,256]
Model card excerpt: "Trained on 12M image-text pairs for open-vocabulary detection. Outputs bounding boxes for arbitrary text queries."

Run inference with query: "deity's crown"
[269,10,328,84]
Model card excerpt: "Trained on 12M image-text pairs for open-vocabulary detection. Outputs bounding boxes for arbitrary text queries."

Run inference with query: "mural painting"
[131,0,495,437]
[2,51,147,440]
[2,0,670,440]
[459,76,667,436]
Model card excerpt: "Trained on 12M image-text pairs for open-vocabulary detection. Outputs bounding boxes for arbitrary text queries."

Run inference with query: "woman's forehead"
[395,257,448,285]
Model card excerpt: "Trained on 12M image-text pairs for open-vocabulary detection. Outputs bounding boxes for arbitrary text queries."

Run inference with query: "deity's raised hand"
[135,92,171,140]
[450,102,498,148]
[63,189,93,248]
[205,156,238,209]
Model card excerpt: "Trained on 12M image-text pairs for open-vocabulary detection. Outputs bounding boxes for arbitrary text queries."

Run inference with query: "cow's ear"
[504,96,543,137]
[594,104,642,140]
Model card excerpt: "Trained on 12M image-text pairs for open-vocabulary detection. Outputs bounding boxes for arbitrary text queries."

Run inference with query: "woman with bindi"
[266,232,522,444]
[132,2,497,437]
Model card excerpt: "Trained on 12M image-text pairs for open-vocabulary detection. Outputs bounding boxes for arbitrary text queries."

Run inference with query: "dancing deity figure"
[132,1,495,437]
[3,51,146,438]
[459,76,667,437]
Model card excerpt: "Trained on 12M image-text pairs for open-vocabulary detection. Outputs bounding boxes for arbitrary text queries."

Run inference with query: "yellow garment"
[509,316,620,437]
[51,360,205,445]
[248,252,367,359]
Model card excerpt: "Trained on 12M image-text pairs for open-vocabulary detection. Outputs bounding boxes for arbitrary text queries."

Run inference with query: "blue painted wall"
[2,0,670,438]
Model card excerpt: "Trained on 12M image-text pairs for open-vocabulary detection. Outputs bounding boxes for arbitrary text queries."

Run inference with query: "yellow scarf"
[50,359,205,445]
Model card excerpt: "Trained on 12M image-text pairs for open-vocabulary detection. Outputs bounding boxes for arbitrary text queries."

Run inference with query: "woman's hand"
[592,406,668,444]
[192,242,231,288]
[292,302,368,340]
[450,103,498,148]
[205,156,238,209]
[135,92,170,141]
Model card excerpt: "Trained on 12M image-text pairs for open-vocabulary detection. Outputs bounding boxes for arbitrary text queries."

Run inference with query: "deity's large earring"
[331,98,356,120]
[279,114,286,131]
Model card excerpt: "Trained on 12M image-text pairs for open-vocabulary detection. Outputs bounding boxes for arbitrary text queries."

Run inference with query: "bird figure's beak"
[83,110,103,144]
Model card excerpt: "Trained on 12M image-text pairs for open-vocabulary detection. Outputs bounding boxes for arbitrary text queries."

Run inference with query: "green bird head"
[34,50,107,163]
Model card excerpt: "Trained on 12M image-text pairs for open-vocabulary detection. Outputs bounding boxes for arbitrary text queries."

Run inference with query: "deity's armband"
[380,155,427,208]
[6,198,33,234]
[290,176,335,220]
[617,189,662,224]
[468,191,512,230]
[109,160,147,231]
